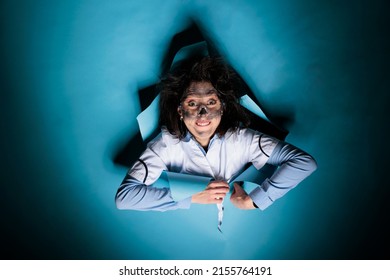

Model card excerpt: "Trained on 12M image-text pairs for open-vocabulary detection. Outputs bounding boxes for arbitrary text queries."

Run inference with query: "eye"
[187,101,197,107]
[207,99,217,106]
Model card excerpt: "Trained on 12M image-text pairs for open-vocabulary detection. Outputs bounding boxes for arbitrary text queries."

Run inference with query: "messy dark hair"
[158,56,250,139]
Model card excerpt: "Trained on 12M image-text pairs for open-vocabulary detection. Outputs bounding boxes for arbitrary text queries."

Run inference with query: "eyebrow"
[183,95,219,103]
[186,87,217,93]
[184,90,218,98]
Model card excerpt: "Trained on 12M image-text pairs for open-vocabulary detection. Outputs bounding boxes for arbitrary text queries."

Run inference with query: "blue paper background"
[1,0,389,259]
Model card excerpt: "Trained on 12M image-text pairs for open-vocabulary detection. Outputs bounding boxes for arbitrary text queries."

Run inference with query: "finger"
[206,185,230,192]
[211,195,225,202]
[200,194,224,204]
[233,182,245,194]
[208,187,229,195]
[207,180,229,188]
[231,184,239,197]
[209,190,227,199]
[206,188,230,195]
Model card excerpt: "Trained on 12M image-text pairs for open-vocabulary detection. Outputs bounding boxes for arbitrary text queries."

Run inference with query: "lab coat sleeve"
[115,133,192,211]
[249,140,317,210]
[115,175,192,211]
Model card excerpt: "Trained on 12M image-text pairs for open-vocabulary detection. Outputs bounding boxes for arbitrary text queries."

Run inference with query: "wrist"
[246,196,256,209]
[191,193,199,204]
[237,196,256,210]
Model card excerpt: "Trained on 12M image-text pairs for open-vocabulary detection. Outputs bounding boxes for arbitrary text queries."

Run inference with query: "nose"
[198,106,208,115]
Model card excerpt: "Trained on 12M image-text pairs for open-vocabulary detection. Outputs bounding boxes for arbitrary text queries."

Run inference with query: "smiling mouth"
[196,121,211,127]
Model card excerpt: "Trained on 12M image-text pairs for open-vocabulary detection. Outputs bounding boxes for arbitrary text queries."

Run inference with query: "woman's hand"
[191,180,230,204]
[230,182,256,210]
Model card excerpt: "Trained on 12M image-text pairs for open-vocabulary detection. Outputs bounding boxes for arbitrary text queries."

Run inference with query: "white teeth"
[196,122,210,126]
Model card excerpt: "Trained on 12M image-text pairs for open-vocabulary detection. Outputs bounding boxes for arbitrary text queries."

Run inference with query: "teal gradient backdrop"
[1,0,389,259]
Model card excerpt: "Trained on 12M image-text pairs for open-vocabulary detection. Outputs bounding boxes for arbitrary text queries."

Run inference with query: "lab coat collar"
[183,131,225,149]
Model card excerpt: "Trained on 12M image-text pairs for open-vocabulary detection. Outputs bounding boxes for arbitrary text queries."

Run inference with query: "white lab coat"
[116,127,317,211]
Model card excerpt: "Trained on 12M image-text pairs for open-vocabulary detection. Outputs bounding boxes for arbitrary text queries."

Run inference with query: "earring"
[220,111,223,116]
[180,116,183,121]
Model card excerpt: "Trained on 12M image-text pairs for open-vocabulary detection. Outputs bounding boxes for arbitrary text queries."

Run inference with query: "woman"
[115,56,317,212]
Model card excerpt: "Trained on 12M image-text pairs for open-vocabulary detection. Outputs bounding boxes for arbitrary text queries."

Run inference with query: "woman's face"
[178,81,223,148]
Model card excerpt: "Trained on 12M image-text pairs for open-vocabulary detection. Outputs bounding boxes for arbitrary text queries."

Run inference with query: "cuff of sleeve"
[249,186,273,211]
[176,196,192,209]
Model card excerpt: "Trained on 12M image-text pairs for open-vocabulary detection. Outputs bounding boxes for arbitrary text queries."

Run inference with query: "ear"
[177,105,184,120]
[177,106,183,117]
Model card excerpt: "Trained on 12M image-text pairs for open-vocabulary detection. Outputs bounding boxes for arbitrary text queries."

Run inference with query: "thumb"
[233,182,244,194]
